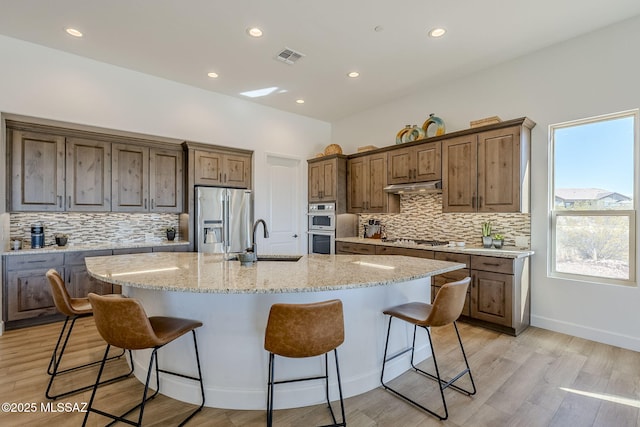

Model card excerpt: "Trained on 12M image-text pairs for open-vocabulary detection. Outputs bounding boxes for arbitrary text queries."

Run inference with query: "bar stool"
[380,277,476,421]
[264,299,346,427]
[45,269,132,400]
[83,293,205,427]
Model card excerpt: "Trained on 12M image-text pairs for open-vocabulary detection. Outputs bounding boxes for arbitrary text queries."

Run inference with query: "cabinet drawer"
[376,246,434,259]
[434,252,470,266]
[471,255,513,274]
[5,253,64,270]
[152,245,189,252]
[65,250,113,265]
[335,242,376,255]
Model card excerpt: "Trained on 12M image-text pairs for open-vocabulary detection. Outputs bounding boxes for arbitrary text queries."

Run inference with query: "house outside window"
[549,110,638,286]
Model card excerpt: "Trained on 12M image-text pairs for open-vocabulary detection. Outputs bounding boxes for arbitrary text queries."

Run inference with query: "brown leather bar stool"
[45,269,132,400]
[380,277,476,421]
[83,293,205,427]
[264,299,346,427]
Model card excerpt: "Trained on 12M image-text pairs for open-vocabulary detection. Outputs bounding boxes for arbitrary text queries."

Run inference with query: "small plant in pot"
[481,222,493,248]
[492,233,504,249]
[166,227,176,241]
[54,233,68,247]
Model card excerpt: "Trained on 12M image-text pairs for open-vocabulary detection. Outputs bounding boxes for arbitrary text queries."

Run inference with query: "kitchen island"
[85,252,464,410]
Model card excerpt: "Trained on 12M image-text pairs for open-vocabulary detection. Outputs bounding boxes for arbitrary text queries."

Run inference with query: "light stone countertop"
[336,237,534,259]
[85,252,466,294]
[2,240,190,256]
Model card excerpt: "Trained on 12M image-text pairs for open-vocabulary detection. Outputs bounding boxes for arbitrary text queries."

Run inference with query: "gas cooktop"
[382,238,449,247]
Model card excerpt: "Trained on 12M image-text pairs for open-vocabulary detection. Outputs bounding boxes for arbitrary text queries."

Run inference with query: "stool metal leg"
[84,331,205,427]
[380,316,475,421]
[46,315,130,400]
[266,350,346,427]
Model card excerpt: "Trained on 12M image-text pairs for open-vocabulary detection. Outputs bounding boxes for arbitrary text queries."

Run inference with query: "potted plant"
[481,222,492,248]
[166,227,176,241]
[492,233,504,249]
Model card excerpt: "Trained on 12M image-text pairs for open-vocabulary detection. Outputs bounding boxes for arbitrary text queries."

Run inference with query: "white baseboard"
[531,315,640,352]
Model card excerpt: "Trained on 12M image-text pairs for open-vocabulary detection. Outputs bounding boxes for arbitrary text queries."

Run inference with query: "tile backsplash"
[10,212,180,248]
[359,193,530,247]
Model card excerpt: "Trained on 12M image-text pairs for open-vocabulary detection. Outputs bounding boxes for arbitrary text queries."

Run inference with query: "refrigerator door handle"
[223,192,230,252]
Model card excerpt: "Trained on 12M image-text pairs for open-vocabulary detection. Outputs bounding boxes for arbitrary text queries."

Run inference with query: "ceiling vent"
[275,48,305,65]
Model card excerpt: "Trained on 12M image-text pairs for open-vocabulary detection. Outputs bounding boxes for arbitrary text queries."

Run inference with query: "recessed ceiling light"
[428,28,446,38]
[207,72,219,78]
[65,28,83,37]
[296,99,305,104]
[247,27,263,38]
[347,71,360,78]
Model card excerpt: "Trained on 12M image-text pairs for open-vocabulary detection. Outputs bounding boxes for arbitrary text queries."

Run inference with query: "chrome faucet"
[251,219,270,259]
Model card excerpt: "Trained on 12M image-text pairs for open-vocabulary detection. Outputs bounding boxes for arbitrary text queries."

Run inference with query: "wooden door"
[387,147,413,184]
[477,126,521,212]
[470,270,513,327]
[414,141,442,182]
[194,150,223,186]
[321,159,337,200]
[366,153,388,212]
[347,157,366,212]
[6,267,60,321]
[10,130,65,211]
[112,144,149,212]
[149,148,183,212]
[442,135,477,213]
[65,138,111,211]
[223,153,251,188]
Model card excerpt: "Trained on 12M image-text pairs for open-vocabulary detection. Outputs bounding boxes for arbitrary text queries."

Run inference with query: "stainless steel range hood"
[383,180,442,194]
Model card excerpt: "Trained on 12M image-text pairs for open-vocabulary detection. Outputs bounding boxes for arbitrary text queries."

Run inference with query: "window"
[550,110,638,285]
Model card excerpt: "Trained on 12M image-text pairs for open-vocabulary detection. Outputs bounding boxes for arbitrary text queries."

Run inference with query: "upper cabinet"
[7,120,184,213]
[10,129,65,211]
[308,155,347,209]
[66,138,111,211]
[111,144,184,213]
[347,152,399,214]
[193,150,251,189]
[387,141,441,184]
[442,118,534,213]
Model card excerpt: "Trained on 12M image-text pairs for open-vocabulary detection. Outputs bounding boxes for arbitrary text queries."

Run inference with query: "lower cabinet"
[2,245,186,330]
[335,241,531,336]
[65,250,115,297]
[4,253,64,323]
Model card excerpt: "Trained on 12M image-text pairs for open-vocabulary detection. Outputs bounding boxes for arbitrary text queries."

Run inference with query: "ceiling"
[1,1,639,122]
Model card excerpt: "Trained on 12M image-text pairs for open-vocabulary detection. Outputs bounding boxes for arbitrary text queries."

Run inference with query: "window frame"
[548,109,639,286]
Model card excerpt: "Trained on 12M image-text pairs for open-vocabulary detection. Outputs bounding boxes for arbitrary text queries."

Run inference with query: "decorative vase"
[166,231,176,241]
[482,236,493,248]
[493,239,504,249]
[395,125,412,144]
[422,113,446,137]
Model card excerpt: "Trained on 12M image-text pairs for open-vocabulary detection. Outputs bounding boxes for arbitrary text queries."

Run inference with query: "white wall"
[0,35,331,256]
[333,16,640,351]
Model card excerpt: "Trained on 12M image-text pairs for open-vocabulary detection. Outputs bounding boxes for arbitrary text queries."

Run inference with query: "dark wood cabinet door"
[11,130,65,211]
[67,264,111,297]
[470,270,513,327]
[387,147,412,184]
[66,138,111,211]
[309,158,337,202]
[366,153,387,212]
[223,153,251,188]
[194,150,222,186]
[149,148,183,212]
[442,135,477,213]
[112,143,149,212]
[6,267,60,321]
[477,126,521,212]
[347,157,366,212]
[414,141,441,182]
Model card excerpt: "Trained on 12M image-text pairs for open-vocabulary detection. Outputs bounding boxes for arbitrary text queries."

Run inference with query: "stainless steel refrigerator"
[195,186,252,254]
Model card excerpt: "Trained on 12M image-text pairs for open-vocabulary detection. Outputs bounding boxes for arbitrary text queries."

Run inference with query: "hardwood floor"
[1,318,639,426]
